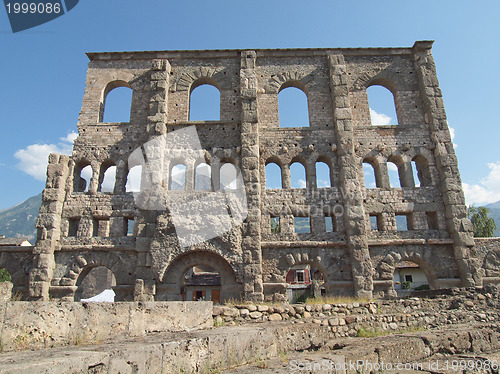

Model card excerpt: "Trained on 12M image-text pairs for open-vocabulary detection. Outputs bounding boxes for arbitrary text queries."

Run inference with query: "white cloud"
[449,126,458,149]
[14,131,78,181]
[387,162,398,171]
[369,108,392,126]
[297,179,306,188]
[463,161,500,205]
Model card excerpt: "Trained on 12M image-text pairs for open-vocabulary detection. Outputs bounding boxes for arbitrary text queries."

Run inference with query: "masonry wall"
[23,42,489,302]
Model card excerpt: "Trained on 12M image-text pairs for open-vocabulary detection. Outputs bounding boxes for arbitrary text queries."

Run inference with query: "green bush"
[402,281,411,290]
[415,284,430,291]
[0,268,12,283]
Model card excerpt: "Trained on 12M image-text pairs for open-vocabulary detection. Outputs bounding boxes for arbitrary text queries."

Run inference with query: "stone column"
[134,59,171,301]
[328,53,373,298]
[29,154,71,300]
[412,41,481,287]
[240,50,264,302]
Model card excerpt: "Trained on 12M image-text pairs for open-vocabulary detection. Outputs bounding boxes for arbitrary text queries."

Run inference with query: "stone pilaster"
[412,41,481,287]
[29,154,71,300]
[240,50,263,302]
[135,59,171,301]
[328,53,373,298]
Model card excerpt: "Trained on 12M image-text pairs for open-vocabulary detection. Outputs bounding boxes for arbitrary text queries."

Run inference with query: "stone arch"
[99,80,133,122]
[353,69,402,93]
[175,66,231,92]
[0,252,30,297]
[159,250,243,302]
[59,252,135,300]
[376,250,437,289]
[265,72,314,94]
[74,265,116,301]
[283,250,329,283]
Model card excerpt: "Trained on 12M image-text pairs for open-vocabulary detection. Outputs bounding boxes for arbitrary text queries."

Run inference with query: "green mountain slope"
[0,193,42,241]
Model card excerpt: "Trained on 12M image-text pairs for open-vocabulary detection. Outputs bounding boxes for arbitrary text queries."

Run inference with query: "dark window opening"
[68,218,80,237]
[270,216,280,233]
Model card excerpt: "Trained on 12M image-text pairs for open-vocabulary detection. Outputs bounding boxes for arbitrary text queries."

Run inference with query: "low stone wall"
[214,286,500,338]
[0,301,213,352]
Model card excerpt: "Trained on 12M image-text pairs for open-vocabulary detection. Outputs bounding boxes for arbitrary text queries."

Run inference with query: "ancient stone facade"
[15,41,500,302]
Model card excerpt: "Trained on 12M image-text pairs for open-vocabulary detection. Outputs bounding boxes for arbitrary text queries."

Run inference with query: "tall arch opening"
[265,161,282,189]
[387,161,402,188]
[75,266,116,302]
[362,159,381,188]
[189,83,220,121]
[367,85,398,126]
[195,162,212,190]
[412,156,432,187]
[102,84,133,123]
[278,86,309,127]
[290,161,306,189]
[125,165,142,193]
[74,163,92,193]
[98,162,116,193]
[315,160,332,188]
[170,164,187,190]
[220,162,238,190]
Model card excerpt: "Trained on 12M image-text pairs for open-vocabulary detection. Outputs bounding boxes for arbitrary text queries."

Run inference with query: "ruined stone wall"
[25,42,484,301]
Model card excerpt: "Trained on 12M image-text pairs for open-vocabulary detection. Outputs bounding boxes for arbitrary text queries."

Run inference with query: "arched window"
[265,162,282,189]
[189,84,220,121]
[102,84,133,123]
[315,161,332,188]
[290,162,306,189]
[125,165,142,193]
[220,163,238,190]
[412,156,431,187]
[387,161,401,188]
[278,86,309,127]
[195,163,212,190]
[74,163,92,192]
[367,85,398,126]
[170,164,186,190]
[362,160,379,188]
[98,163,116,193]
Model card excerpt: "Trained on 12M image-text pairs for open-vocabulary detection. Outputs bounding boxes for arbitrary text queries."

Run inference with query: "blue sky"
[1,1,499,208]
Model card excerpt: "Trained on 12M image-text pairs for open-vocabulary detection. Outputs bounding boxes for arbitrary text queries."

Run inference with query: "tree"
[468,205,497,238]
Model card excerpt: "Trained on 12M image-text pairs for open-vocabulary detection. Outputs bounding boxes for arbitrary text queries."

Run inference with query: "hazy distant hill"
[0,193,41,241]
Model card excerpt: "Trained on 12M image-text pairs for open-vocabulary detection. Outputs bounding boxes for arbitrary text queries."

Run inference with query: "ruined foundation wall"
[21,42,483,302]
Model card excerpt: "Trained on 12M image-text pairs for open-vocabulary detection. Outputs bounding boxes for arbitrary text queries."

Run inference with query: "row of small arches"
[102,81,399,127]
[74,160,240,193]
[264,155,431,190]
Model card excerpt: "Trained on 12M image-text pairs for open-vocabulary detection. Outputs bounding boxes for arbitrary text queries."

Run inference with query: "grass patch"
[356,325,424,338]
[304,296,372,305]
